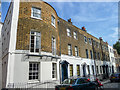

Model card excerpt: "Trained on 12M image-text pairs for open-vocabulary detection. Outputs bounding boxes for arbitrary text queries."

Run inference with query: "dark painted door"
[62,64,68,81]
[83,65,86,77]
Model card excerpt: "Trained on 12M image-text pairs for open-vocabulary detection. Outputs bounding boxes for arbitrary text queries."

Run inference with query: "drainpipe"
[58,19,62,84]
[91,38,97,80]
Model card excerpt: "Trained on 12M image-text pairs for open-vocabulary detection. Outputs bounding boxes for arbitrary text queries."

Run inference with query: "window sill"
[74,38,78,40]
[31,16,42,20]
[75,56,79,58]
[29,52,41,55]
[52,78,57,80]
[67,35,72,37]
[28,80,40,84]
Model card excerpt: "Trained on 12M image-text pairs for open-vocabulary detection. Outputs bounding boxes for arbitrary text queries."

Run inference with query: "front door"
[83,65,86,77]
[62,64,68,81]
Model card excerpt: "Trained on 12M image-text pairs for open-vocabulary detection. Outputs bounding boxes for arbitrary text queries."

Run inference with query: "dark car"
[110,73,120,82]
[55,77,98,90]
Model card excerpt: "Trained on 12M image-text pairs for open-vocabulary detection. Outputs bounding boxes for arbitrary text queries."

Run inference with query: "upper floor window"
[95,52,97,59]
[31,7,41,19]
[98,52,100,60]
[102,45,104,50]
[68,44,72,56]
[86,49,89,58]
[90,50,93,59]
[67,28,71,37]
[93,40,96,46]
[84,36,87,43]
[88,38,92,45]
[51,15,55,26]
[75,46,79,56]
[52,37,56,55]
[30,31,41,53]
[96,42,99,48]
[73,31,77,39]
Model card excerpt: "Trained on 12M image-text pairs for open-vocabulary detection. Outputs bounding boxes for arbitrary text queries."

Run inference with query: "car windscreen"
[77,78,90,84]
[62,79,77,84]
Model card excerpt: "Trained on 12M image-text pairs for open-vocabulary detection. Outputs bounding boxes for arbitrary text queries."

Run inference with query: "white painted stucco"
[108,45,117,73]
[0,23,3,89]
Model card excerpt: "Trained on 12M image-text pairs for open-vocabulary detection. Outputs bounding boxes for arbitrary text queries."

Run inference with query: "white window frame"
[30,31,41,53]
[29,62,39,81]
[31,7,41,19]
[70,64,73,77]
[96,42,99,48]
[68,44,72,56]
[88,38,92,45]
[52,37,56,55]
[90,50,93,59]
[73,31,77,39]
[67,28,71,37]
[51,15,55,27]
[52,63,57,79]
[77,65,80,76]
[75,46,79,56]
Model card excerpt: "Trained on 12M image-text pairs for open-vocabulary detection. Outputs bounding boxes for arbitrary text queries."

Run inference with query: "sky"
[1,0,119,46]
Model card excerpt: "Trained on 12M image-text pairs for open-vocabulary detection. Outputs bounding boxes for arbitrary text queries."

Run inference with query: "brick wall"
[16,1,60,55]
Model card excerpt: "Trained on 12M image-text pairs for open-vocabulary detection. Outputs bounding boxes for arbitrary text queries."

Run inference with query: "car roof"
[68,77,88,80]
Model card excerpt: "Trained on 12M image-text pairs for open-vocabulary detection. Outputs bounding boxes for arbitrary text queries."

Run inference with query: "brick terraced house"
[1,0,117,88]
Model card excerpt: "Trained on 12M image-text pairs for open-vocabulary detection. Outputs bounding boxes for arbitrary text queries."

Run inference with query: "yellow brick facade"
[16,1,110,61]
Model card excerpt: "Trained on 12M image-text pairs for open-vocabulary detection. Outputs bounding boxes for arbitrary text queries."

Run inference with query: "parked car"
[110,73,120,82]
[55,77,98,90]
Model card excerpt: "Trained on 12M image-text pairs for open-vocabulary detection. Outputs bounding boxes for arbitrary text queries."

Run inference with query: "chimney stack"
[99,37,103,40]
[82,26,86,32]
[68,18,72,24]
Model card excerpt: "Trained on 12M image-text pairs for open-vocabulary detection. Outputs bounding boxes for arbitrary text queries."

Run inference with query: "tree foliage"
[113,41,120,55]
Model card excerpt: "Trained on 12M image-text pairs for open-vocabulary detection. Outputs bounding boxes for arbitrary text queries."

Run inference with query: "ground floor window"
[96,66,99,75]
[100,66,102,74]
[87,65,90,75]
[29,62,39,80]
[70,64,73,77]
[77,65,80,76]
[52,63,57,79]
[92,65,94,75]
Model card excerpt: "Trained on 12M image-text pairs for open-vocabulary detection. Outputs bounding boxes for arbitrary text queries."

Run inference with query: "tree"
[113,41,120,55]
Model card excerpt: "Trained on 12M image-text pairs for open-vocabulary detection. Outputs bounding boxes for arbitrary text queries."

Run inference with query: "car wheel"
[100,86,104,90]
[110,80,113,82]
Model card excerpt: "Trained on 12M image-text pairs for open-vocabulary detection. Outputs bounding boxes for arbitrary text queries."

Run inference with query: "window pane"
[29,63,39,80]
[32,7,41,18]
[30,31,41,53]
[52,63,57,78]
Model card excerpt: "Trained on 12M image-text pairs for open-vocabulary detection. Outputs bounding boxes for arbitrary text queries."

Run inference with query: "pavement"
[100,79,110,84]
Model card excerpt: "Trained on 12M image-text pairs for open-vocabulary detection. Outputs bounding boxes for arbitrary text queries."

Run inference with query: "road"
[103,82,120,89]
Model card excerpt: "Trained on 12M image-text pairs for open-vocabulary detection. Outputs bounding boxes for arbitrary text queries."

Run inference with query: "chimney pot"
[99,37,103,40]
[68,18,72,24]
[82,26,86,31]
